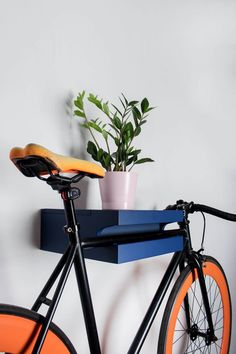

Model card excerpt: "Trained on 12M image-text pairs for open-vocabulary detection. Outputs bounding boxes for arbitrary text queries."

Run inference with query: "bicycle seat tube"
[62,188,102,354]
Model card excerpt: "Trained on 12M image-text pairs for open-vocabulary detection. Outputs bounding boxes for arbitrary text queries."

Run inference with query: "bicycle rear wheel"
[158,256,231,354]
[0,304,77,353]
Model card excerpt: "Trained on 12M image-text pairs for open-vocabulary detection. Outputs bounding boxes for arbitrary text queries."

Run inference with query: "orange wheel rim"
[0,314,71,353]
[165,261,231,354]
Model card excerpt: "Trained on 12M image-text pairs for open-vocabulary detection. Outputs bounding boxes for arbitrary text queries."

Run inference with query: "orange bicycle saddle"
[10,143,105,178]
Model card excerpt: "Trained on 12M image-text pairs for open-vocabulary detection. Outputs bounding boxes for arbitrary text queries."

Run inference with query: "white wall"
[1,0,236,352]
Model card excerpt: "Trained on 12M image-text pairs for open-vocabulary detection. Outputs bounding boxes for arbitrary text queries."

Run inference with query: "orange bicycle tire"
[158,256,231,354]
[0,304,77,353]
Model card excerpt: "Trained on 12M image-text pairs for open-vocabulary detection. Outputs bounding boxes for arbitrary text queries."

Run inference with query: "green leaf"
[127,146,134,153]
[141,98,149,113]
[133,114,138,127]
[121,93,128,105]
[134,158,154,165]
[97,148,104,161]
[124,122,134,140]
[146,106,155,112]
[132,106,142,120]
[102,130,108,140]
[128,100,139,106]
[119,96,126,109]
[88,121,103,133]
[134,126,141,136]
[88,93,103,110]
[122,135,130,147]
[74,110,86,118]
[80,123,89,129]
[102,102,110,116]
[140,120,147,126]
[128,149,141,156]
[98,150,112,170]
[114,137,120,146]
[74,91,86,110]
[87,141,98,160]
[80,90,86,99]
[111,104,123,116]
[103,154,111,170]
[74,100,83,110]
[126,156,136,166]
[113,115,122,129]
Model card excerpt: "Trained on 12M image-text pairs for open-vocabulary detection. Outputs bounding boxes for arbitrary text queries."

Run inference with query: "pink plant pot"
[99,172,137,210]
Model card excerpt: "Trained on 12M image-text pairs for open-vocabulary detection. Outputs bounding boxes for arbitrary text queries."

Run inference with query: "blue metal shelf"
[40,209,184,264]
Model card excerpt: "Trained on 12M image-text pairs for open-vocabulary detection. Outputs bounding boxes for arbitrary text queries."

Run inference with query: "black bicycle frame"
[30,186,216,354]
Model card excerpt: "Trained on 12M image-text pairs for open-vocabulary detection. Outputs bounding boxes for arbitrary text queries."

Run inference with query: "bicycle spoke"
[189,284,206,321]
[173,331,187,345]
[215,341,223,351]
[197,306,223,328]
[185,341,209,353]
[214,299,223,327]
[210,282,220,312]
[173,277,224,353]
[176,316,187,331]
[214,342,220,354]
[195,295,204,325]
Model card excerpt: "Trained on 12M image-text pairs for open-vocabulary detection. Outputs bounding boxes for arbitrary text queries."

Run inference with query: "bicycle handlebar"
[192,203,236,222]
[167,200,236,222]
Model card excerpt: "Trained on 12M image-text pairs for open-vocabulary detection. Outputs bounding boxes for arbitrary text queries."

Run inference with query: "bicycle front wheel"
[158,256,231,354]
[0,304,77,353]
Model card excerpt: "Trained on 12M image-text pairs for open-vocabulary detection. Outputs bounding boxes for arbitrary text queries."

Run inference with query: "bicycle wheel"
[0,304,77,353]
[158,256,231,354]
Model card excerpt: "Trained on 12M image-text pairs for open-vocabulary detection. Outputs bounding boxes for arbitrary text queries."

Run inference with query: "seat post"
[61,189,102,354]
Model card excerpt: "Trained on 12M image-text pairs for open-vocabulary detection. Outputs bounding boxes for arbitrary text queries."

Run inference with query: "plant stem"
[104,136,112,170]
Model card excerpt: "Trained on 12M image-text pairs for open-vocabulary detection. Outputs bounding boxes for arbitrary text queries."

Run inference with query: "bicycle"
[0,142,234,353]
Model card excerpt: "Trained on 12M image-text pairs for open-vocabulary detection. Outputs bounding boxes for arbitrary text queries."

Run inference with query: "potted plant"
[73,91,155,209]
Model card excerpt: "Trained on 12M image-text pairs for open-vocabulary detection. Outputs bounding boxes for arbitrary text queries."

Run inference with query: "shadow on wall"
[65,91,89,160]
[74,179,89,209]
[100,263,143,354]
[65,91,90,209]
[100,256,179,354]
[30,211,41,249]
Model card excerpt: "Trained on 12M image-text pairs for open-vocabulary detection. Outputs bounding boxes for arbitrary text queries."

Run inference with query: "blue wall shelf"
[40,209,184,264]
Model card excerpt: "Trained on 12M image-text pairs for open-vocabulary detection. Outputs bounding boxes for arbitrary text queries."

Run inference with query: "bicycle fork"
[183,251,218,346]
